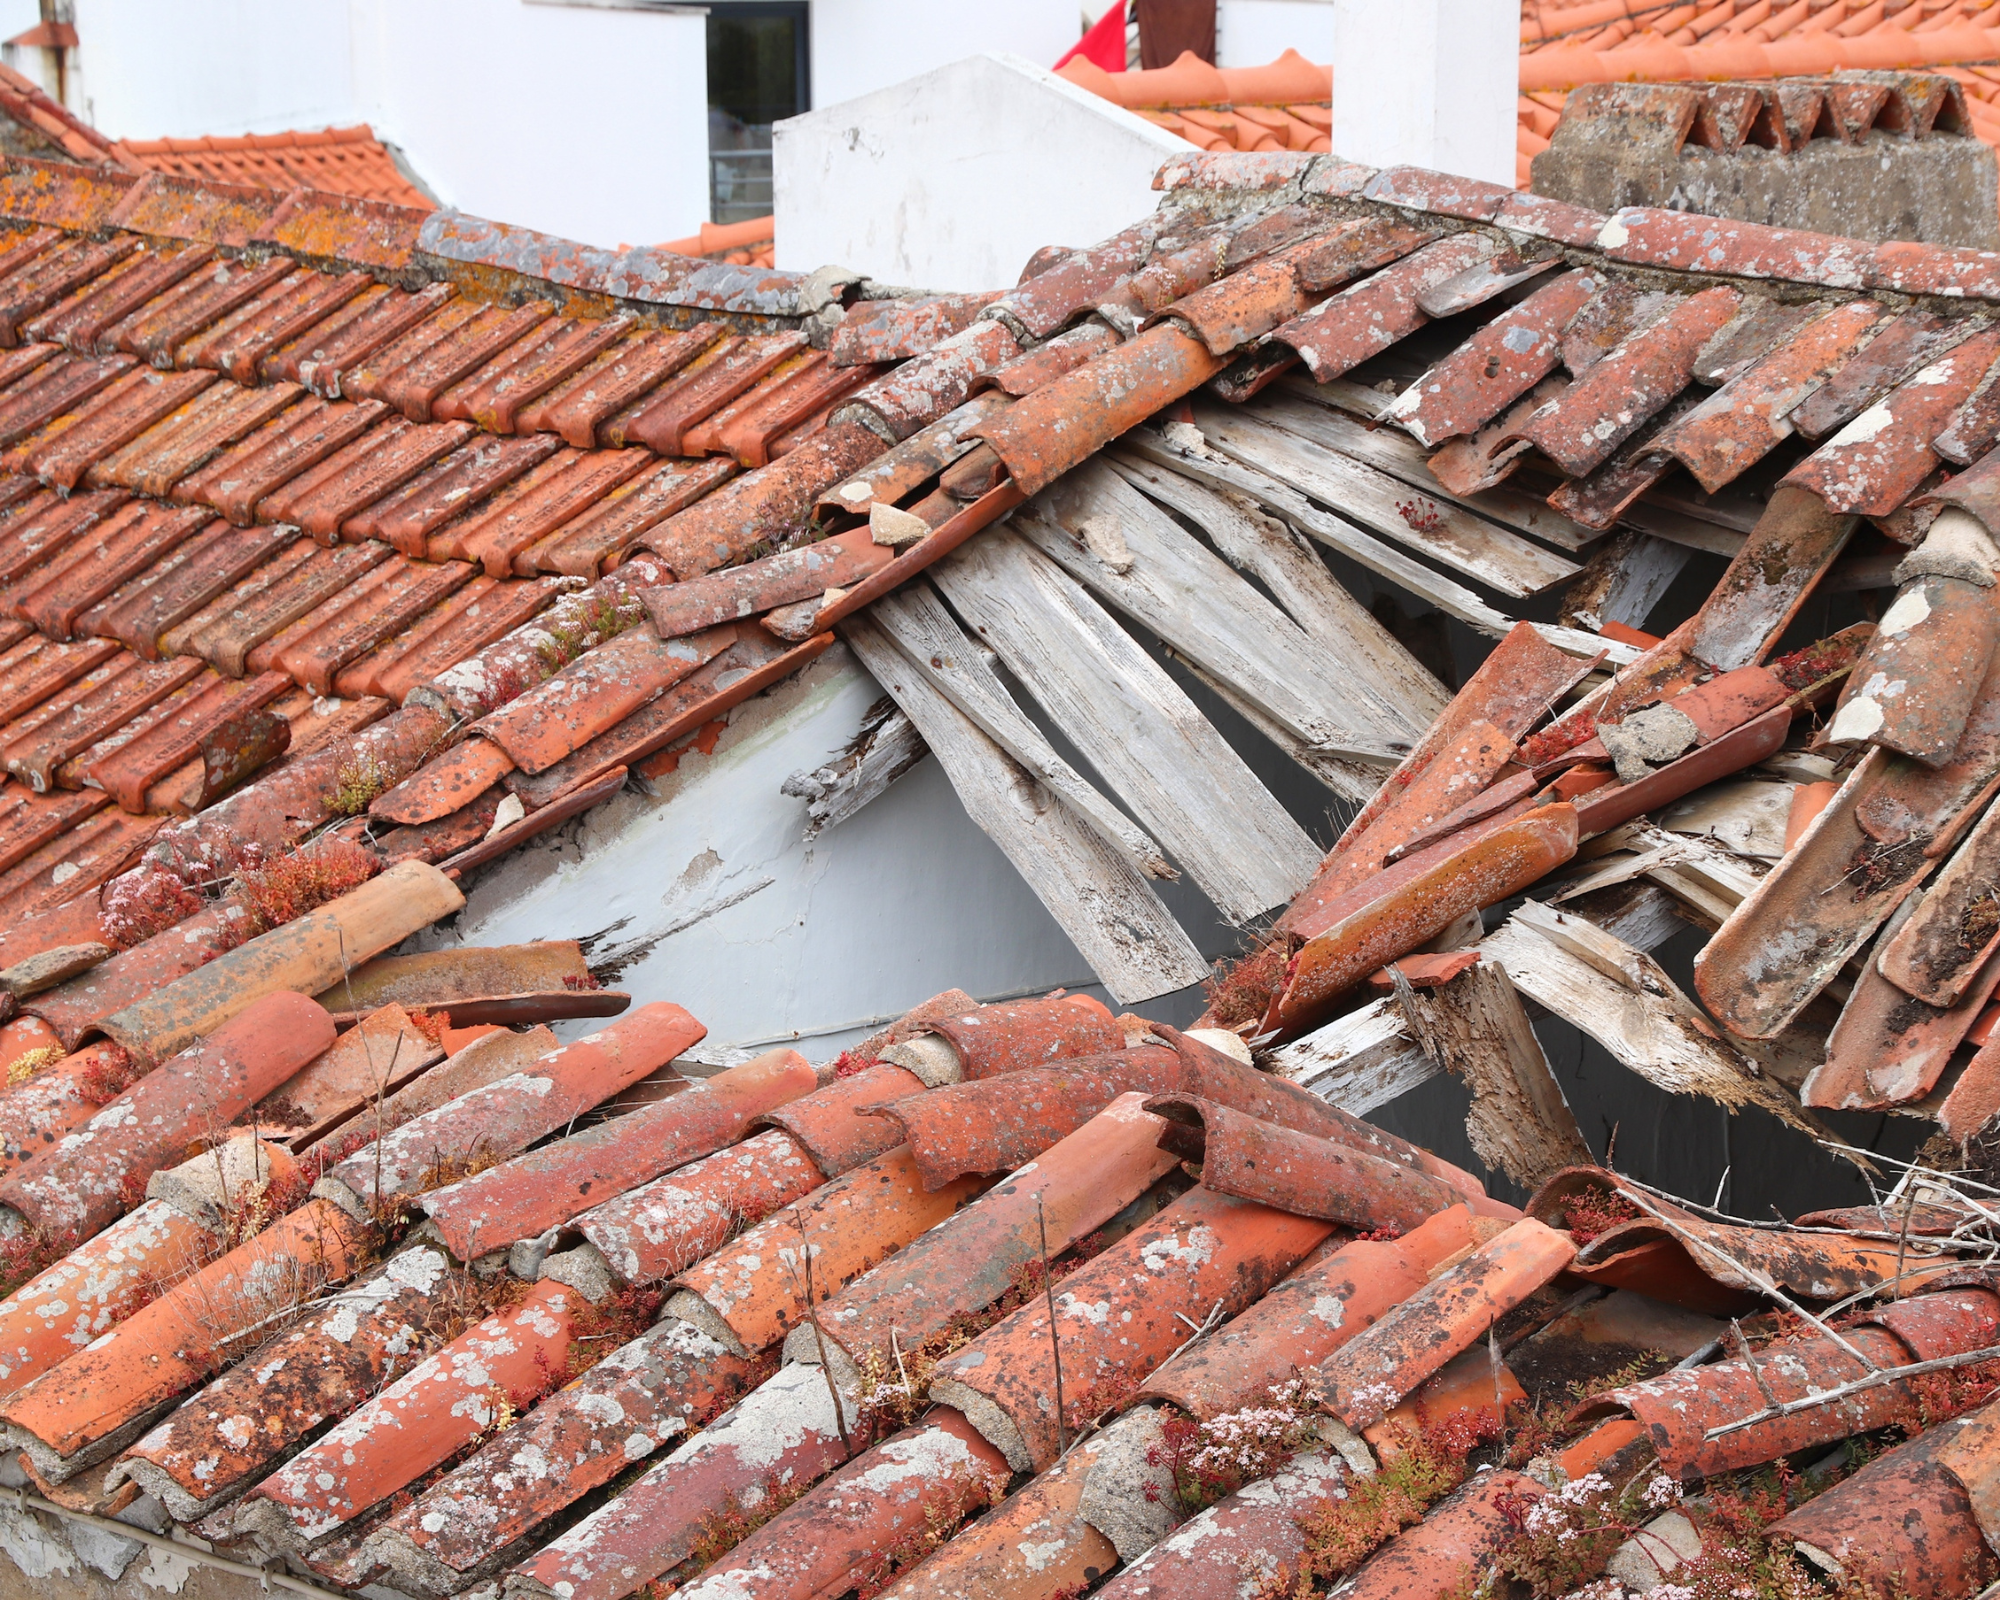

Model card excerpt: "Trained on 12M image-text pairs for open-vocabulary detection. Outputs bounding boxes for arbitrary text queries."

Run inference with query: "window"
[707,2,808,224]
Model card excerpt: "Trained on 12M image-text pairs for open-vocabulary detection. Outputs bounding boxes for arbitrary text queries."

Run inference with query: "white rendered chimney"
[1330,0,1518,189]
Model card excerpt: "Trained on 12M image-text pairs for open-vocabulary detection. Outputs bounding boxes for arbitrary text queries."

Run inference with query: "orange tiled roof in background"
[108,125,433,209]
[660,215,776,268]
[0,60,119,166]
[1055,48,1334,152]
[1055,4,2000,186]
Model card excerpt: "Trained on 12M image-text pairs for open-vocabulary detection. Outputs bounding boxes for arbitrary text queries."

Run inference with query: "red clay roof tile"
[370,1309,769,1593]
[237,1278,589,1551]
[417,1047,813,1259]
[25,246,211,354]
[578,1125,825,1286]
[113,125,432,212]
[110,1245,459,1524]
[173,266,372,385]
[434,312,633,433]
[672,1140,991,1356]
[0,989,330,1238]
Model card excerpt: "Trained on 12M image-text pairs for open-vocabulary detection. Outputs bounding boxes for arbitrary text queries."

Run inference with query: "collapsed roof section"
[2,126,2000,1045]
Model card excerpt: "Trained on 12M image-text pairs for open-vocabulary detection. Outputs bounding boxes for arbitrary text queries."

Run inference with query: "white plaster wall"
[349,0,711,250]
[426,647,1213,1062]
[64,1,1089,249]
[1218,0,1334,70]
[71,0,355,139]
[66,0,709,249]
[809,0,1078,111]
[1330,0,1516,188]
[0,0,39,41]
[773,52,1188,290]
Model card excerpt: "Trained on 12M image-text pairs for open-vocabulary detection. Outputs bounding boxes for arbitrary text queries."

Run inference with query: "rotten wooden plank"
[869,581,1176,878]
[1118,425,1632,664]
[1268,881,1686,1114]
[1254,387,1602,554]
[779,696,929,841]
[1170,653,1385,804]
[1561,528,1693,633]
[842,613,1209,1003]
[1105,449,1450,730]
[1492,900,1838,1144]
[933,526,1320,923]
[1016,459,1414,762]
[1193,401,1583,597]
[1394,960,1594,1189]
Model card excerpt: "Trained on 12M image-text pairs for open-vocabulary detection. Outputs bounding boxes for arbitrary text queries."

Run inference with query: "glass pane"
[706,5,803,224]
[708,10,798,134]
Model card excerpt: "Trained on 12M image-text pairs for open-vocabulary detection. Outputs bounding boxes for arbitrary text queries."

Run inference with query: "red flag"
[1055,2,1127,73]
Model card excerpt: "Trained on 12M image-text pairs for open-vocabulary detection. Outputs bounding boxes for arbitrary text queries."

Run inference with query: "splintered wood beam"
[1256,386,1601,553]
[869,582,1176,879]
[1017,458,1417,762]
[1490,900,1844,1153]
[1270,880,1686,1113]
[1192,400,1582,597]
[840,613,1209,1005]
[779,697,928,841]
[1393,959,1595,1190]
[1105,450,1448,725]
[1117,425,1634,664]
[933,526,1320,923]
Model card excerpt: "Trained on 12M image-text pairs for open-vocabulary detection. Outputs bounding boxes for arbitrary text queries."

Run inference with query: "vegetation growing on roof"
[232,836,380,934]
[853,1231,1109,1440]
[1264,1411,1499,1596]
[1151,1377,1324,1515]
[324,752,394,816]
[1203,937,1290,1030]
[4,1044,61,1084]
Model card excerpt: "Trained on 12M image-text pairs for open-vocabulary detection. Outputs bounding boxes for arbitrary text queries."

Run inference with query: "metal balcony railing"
[710,148,773,226]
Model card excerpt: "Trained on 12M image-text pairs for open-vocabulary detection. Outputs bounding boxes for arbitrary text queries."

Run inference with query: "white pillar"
[1330,0,1517,189]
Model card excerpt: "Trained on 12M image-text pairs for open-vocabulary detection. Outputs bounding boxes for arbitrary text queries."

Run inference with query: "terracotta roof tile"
[418,1047,814,1260]
[108,1245,461,1523]
[368,1310,769,1593]
[237,1277,589,1552]
[111,125,433,211]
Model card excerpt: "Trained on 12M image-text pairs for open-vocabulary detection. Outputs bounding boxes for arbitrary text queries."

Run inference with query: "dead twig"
[1489,1327,1507,1462]
[1895,1175,1921,1294]
[335,928,388,1217]
[1614,1186,1885,1373]
[1702,1339,2000,1441]
[793,1215,853,1459]
[1731,1319,1782,1413]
